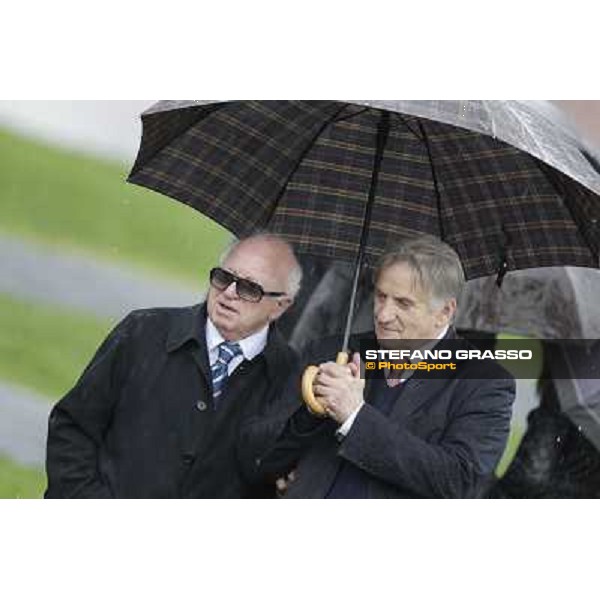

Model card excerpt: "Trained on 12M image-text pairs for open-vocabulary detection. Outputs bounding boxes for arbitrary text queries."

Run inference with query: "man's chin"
[376,326,398,338]
[211,313,238,336]
[376,333,420,351]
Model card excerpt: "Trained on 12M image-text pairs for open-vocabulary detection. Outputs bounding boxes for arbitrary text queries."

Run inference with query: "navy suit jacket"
[240,330,515,498]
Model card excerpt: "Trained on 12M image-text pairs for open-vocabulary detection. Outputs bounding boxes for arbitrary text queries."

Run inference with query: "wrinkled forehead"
[376,260,432,301]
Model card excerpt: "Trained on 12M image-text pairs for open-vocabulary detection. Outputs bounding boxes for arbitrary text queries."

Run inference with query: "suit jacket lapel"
[390,376,452,422]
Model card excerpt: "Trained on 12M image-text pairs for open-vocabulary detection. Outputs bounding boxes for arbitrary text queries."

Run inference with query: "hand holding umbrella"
[306,354,364,421]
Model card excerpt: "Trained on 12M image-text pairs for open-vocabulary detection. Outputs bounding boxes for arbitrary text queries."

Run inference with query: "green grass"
[0,294,113,399]
[0,294,106,501]
[495,425,523,477]
[0,127,229,498]
[0,455,46,499]
[494,334,537,477]
[0,127,230,284]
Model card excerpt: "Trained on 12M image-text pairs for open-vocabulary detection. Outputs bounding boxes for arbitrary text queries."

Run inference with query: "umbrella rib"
[128,103,224,177]
[418,120,446,240]
[395,114,424,142]
[331,107,370,124]
[260,103,352,229]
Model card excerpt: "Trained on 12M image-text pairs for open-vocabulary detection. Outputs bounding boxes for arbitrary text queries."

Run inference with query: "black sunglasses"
[209,267,286,303]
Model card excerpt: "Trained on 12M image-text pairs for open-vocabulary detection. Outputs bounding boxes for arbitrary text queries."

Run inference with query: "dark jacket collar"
[165,303,208,353]
[165,303,294,382]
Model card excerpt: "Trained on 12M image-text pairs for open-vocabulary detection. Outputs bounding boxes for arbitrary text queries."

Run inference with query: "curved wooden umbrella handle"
[301,352,349,416]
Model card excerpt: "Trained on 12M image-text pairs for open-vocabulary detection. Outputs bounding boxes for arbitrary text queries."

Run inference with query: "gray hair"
[375,234,465,307]
[283,255,303,299]
[220,233,303,299]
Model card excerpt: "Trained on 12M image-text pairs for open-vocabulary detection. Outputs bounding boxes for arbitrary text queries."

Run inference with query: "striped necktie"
[211,341,243,402]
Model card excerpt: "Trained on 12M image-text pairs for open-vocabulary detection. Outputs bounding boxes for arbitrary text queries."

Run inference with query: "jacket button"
[182,453,195,465]
[196,400,208,411]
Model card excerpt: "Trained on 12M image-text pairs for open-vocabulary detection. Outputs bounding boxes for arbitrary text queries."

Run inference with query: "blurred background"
[0,100,598,498]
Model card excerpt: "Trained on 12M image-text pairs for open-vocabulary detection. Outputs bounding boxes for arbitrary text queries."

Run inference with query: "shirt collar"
[387,325,450,384]
[408,325,451,361]
[435,325,450,343]
[205,317,269,361]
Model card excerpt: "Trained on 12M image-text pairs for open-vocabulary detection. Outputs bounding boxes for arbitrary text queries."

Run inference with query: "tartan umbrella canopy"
[129,101,600,412]
[128,100,600,284]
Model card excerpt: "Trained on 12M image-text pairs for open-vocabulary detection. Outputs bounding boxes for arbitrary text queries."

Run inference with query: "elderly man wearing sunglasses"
[45,234,302,498]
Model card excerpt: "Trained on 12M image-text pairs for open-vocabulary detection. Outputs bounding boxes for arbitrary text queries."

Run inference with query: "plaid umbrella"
[128,100,600,416]
[128,100,600,282]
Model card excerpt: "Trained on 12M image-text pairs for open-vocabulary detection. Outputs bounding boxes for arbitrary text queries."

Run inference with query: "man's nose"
[376,302,394,323]
[222,281,239,299]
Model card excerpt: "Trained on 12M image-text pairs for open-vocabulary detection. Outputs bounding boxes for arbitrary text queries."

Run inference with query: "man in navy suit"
[241,234,516,498]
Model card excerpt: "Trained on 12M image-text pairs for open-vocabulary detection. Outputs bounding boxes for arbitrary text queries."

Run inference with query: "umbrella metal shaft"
[341,110,391,353]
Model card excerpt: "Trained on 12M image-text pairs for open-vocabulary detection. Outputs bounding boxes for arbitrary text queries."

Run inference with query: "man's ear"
[271,296,293,321]
[437,297,457,327]
[281,296,293,311]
